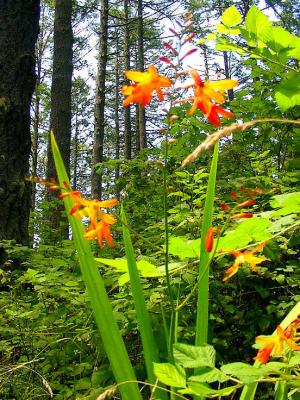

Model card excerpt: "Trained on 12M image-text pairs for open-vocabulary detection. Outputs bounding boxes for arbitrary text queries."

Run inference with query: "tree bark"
[0,0,40,245]
[45,0,73,242]
[114,31,121,199]
[91,0,109,199]
[137,0,147,150]
[124,0,132,160]
[47,0,73,183]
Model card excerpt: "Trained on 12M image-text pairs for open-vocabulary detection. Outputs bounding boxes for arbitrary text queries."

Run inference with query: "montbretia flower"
[59,184,117,248]
[254,321,300,364]
[222,241,267,282]
[181,69,238,126]
[122,65,172,108]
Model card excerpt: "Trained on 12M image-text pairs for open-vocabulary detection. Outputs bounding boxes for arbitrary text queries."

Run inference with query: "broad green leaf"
[218,218,271,251]
[189,368,229,383]
[288,354,300,367]
[168,236,200,259]
[153,363,186,388]
[216,23,230,34]
[287,37,300,59]
[268,214,297,233]
[261,362,288,372]
[174,343,216,368]
[97,257,181,285]
[245,6,272,40]
[275,76,300,112]
[95,258,128,271]
[221,6,242,27]
[179,381,239,397]
[259,26,293,54]
[216,38,241,52]
[270,192,300,216]
[221,362,266,384]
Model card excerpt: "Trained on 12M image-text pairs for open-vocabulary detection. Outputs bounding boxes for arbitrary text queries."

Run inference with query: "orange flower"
[254,323,300,364]
[122,65,172,108]
[222,241,267,282]
[184,70,238,126]
[60,187,117,248]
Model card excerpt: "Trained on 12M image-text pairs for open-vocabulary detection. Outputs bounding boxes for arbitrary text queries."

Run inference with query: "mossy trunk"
[0,0,40,245]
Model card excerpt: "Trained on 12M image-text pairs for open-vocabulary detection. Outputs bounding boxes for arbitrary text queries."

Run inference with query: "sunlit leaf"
[275,75,300,112]
[245,6,272,40]
[153,363,186,388]
[221,6,242,27]
[174,343,216,368]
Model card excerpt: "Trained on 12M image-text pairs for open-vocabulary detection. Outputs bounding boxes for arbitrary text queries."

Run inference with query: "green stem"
[163,136,176,362]
[195,141,219,346]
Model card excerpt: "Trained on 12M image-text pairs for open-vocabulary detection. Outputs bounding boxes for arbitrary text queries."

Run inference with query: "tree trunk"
[47,0,73,182]
[91,0,109,199]
[0,0,40,245]
[46,0,73,242]
[114,32,121,199]
[137,0,147,150]
[32,3,48,211]
[124,0,132,160]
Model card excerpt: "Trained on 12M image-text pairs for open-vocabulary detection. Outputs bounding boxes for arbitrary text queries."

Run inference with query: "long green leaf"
[195,141,219,346]
[121,205,167,400]
[50,132,142,400]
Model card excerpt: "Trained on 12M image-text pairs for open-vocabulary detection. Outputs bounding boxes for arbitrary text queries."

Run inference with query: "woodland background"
[0,0,300,399]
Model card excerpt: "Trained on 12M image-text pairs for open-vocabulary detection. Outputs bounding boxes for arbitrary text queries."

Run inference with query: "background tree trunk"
[91,0,109,199]
[0,0,40,245]
[47,0,73,180]
[46,0,73,241]
[137,0,147,150]
[124,0,132,160]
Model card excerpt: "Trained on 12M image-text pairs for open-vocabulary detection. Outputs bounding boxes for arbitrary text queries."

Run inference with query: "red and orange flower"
[221,241,267,282]
[122,65,172,108]
[183,69,238,126]
[254,318,300,364]
[59,186,117,248]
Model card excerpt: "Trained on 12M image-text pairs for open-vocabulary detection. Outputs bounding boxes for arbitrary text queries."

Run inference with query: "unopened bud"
[230,213,253,220]
[205,227,214,252]
[237,199,256,208]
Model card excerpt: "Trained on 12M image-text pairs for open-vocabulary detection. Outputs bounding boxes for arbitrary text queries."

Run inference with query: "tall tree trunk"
[46,0,73,241]
[137,0,147,150]
[91,0,109,199]
[32,3,47,211]
[0,0,40,245]
[124,0,132,160]
[47,0,73,181]
[114,32,121,199]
